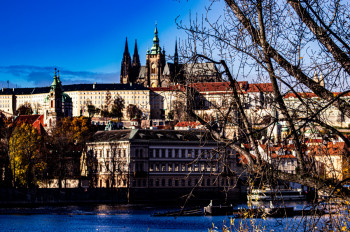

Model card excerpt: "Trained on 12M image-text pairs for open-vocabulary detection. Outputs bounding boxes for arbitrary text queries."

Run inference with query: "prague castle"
[0,24,348,131]
[120,24,221,87]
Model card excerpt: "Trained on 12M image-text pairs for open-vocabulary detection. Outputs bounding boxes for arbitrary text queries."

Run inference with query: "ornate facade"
[120,25,222,88]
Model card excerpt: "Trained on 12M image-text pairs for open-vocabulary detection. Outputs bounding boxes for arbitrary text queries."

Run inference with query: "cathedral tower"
[145,24,166,87]
[131,40,141,82]
[120,38,132,84]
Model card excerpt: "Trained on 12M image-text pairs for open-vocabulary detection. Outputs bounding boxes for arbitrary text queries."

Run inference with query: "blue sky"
[0,0,224,88]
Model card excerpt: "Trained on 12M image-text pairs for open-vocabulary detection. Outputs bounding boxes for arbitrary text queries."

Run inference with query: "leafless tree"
[175,0,350,229]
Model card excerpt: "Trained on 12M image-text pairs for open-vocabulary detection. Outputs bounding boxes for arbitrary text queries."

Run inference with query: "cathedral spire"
[124,37,130,55]
[151,23,160,54]
[132,40,140,68]
[131,40,141,83]
[120,37,132,84]
[174,38,179,65]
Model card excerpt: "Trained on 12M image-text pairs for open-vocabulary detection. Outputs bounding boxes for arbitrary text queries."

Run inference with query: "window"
[168,179,172,186]
[175,149,179,158]
[194,164,199,172]
[188,165,192,172]
[161,179,165,187]
[195,149,199,157]
[187,150,192,158]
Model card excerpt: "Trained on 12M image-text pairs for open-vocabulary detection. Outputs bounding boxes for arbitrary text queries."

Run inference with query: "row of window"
[149,148,220,159]
[131,178,235,188]
[149,163,217,173]
[93,148,231,160]
[94,149,127,158]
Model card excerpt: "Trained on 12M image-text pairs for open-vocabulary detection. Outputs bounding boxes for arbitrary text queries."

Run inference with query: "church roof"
[90,129,216,144]
[139,66,147,78]
[184,63,218,77]
[163,62,182,76]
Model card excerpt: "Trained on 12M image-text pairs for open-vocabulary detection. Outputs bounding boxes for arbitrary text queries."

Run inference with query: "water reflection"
[0,204,344,231]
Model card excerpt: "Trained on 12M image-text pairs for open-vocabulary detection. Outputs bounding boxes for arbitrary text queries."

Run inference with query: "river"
[0,204,337,231]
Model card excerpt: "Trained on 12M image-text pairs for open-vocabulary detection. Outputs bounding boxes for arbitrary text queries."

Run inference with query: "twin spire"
[121,37,140,84]
[313,70,325,87]
[123,37,139,65]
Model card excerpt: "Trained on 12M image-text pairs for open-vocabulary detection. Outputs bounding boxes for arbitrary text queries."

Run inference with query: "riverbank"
[0,188,243,207]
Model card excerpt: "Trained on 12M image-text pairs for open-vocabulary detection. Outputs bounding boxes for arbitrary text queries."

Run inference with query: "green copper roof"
[62,92,72,103]
[50,68,61,91]
[150,24,161,55]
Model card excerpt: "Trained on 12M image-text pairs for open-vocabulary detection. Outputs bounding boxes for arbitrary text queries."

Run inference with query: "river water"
[0,204,336,231]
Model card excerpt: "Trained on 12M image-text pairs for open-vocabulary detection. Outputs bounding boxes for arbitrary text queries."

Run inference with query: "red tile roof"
[308,142,347,156]
[13,115,45,135]
[246,83,274,92]
[189,81,273,93]
[175,121,202,128]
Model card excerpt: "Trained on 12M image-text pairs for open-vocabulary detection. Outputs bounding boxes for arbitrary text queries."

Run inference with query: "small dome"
[62,93,72,103]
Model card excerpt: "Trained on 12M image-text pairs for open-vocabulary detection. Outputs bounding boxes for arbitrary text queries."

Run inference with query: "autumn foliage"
[9,123,45,187]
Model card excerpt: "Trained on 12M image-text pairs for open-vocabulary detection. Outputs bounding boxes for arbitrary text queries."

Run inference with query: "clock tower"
[145,24,165,87]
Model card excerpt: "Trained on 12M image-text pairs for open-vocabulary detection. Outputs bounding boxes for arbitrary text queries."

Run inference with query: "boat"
[247,187,306,202]
[204,200,234,215]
